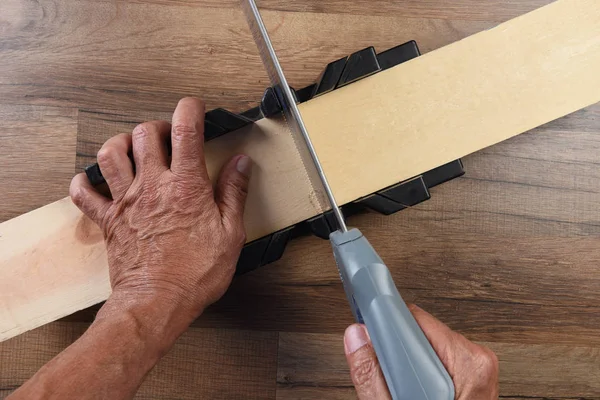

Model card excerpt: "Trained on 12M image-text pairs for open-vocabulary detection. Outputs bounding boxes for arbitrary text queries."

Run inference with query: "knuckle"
[96,147,115,166]
[221,216,246,248]
[180,97,205,110]
[70,185,85,206]
[172,122,198,140]
[350,354,379,387]
[474,346,499,378]
[225,179,248,200]
[132,123,152,140]
[232,229,246,248]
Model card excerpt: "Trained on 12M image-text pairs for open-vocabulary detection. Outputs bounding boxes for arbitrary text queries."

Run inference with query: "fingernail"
[236,155,252,178]
[344,324,369,354]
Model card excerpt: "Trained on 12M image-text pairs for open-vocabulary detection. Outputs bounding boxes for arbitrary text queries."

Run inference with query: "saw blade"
[241,0,347,232]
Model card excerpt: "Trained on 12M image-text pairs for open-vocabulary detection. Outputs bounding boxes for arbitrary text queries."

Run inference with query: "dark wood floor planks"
[0,0,493,111]
[276,333,600,399]
[1,0,600,398]
[0,323,278,400]
[0,104,77,221]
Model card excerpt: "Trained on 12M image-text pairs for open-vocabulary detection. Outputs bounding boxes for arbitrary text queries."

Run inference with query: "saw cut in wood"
[1,0,600,342]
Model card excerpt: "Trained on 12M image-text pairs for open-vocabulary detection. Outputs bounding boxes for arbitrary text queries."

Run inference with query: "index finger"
[408,304,458,368]
[170,97,210,182]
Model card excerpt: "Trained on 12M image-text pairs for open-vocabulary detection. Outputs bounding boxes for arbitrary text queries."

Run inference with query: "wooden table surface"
[2,0,600,398]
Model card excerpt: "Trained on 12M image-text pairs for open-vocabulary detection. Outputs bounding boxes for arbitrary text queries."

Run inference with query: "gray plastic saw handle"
[330,228,454,400]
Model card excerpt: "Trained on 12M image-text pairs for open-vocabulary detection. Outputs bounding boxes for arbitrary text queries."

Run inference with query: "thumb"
[344,324,391,400]
[215,155,252,227]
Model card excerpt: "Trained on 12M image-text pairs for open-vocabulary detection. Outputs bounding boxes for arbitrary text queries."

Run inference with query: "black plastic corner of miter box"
[235,226,295,275]
[358,160,464,216]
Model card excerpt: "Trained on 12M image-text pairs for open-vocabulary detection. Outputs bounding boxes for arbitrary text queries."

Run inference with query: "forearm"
[9,295,192,400]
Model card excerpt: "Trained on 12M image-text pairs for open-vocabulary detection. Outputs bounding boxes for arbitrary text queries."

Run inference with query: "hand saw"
[242,1,455,398]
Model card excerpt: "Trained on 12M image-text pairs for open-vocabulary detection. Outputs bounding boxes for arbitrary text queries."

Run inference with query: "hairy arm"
[11,298,186,399]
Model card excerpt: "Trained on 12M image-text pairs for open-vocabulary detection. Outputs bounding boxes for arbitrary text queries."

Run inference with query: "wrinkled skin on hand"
[70,98,252,325]
[344,304,499,399]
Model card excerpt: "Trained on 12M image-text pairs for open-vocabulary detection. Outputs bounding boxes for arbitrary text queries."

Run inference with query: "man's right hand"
[344,304,499,399]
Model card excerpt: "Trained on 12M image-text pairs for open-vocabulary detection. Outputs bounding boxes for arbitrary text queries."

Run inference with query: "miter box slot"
[306,211,339,240]
[259,86,284,118]
[295,83,318,103]
[337,46,381,88]
[422,159,465,188]
[299,203,364,240]
[240,106,262,121]
[359,177,430,216]
[311,56,348,97]
[358,160,465,216]
[205,108,254,137]
[376,40,420,70]
[298,159,465,240]
[305,40,421,100]
[204,120,227,141]
[235,226,294,275]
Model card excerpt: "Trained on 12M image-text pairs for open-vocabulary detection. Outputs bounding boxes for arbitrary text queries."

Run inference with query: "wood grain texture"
[0,323,278,399]
[302,0,600,206]
[0,199,110,341]
[0,0,492,111]
[91,0,553,21]
[3,0,600,343]
[0,105,77,222]
[276,332,600,399]
[1,0,600,398]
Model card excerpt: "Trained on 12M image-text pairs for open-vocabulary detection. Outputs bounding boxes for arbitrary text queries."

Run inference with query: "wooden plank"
[0,0,491,112]
[256,0,553,21]
[0,322,278,399]
[0,199,111,341]
[76,110,172,172]
[487,342,600,398]
[0,105,77,222]
[276,332,600,399]
[89,0,553,21]
[200,278,600,346]
[302,0,600,206]
[2,0,600,342]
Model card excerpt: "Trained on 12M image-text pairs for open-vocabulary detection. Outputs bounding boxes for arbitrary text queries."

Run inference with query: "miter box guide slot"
[84,40,465,274]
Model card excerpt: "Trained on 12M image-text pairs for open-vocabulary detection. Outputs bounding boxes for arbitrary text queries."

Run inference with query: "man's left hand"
[70,97,252,334]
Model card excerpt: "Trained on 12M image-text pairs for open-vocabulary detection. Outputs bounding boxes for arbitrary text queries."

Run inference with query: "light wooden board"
[2,0,600,342]
[302,0,600,205]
